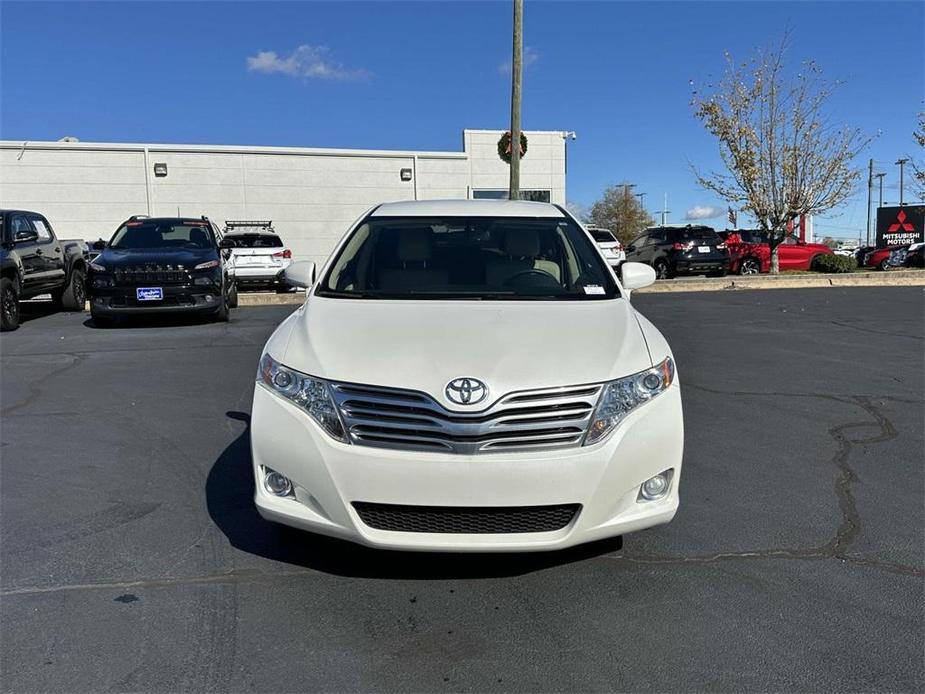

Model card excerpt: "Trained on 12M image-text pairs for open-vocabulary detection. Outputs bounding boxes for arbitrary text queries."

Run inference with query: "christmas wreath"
[497,131,528,164]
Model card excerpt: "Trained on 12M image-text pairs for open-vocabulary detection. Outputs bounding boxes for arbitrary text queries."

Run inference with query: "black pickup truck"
[1,209,88,331]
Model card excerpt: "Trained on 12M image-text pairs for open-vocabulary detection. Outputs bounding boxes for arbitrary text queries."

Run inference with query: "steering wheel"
[503,268,560,287]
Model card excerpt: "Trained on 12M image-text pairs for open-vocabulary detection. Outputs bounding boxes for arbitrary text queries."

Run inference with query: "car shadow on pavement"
[82,313,224,329]
[206,411,622,579]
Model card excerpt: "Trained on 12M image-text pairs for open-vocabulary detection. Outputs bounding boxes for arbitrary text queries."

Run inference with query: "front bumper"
[251,382,684,552]
[89,284,222,315]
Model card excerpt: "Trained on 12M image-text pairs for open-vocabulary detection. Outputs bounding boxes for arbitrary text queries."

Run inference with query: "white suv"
[252,199,683,552]
[223,221,293,292]
[586,225,626,267]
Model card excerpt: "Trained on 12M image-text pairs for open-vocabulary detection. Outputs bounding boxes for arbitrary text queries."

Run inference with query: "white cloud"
[499,46,539,74]
[247,45,370,81]
[684,205,723,221]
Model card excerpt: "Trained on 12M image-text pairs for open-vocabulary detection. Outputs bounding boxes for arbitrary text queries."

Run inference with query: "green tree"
[690,35,871,273]
[587,184,655,245]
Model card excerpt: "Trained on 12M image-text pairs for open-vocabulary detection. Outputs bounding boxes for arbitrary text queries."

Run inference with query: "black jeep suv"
[624,225,729,279]
[87,216,237,324]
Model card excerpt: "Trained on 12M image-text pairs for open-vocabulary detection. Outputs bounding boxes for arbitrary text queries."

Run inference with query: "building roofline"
[0,139,468,160]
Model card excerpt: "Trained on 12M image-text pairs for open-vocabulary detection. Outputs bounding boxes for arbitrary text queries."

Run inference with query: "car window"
[110,221,216,250]
[674,227,719,242]
[628,234,647,248]
[224,234,284,248]
[589,230,616,243]
[11,215,34,239]
[319,215,619,300]
[29,216,53,242]
[647,230,666,244]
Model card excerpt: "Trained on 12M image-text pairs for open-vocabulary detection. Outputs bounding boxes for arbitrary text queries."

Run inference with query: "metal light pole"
[660,193,670,226]
[865,159,873,245]
[875,172,886,208]
[896,158,909,206]
[508,0,523,200]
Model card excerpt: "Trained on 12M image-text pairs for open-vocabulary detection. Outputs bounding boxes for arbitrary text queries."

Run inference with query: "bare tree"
[588,184,654,245]
[691,35,871,272]
[913,112,925,199]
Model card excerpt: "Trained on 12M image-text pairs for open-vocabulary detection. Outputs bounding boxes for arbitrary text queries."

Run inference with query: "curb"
[634,270,925,293]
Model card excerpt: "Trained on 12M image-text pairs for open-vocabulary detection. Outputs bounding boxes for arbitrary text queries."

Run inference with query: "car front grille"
[329,381,603,454]
[112,265,191,285]
[352,502,580,534]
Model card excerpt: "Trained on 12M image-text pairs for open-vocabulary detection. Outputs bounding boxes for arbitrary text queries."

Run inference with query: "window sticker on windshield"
[582,285,605,295]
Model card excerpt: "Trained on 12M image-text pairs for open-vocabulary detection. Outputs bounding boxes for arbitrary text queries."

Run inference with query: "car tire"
[739,257,761,275]
[59,266,87,311]
[653,259,671,280]
[276,285,295,294]
[879,258,890,271]
[1,277,20,332]
[228,284,239,308]
[809,255,825,271]
[216,293,230,322]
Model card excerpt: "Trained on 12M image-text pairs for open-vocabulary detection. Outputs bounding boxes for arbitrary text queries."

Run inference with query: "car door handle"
[54,247,61,253]
[35,248,43,255]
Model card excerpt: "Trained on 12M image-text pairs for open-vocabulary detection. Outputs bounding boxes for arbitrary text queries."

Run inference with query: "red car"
[718,230,834,274]
[861,245,908,271]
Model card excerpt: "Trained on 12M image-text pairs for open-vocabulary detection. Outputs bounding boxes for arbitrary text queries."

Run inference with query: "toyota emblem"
[445,378,488,406]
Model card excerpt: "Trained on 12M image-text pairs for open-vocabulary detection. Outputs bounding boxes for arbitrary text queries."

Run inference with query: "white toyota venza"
[251,200,683,552]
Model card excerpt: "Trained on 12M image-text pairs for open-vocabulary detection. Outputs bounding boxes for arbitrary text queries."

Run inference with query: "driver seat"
[486,229,560,286]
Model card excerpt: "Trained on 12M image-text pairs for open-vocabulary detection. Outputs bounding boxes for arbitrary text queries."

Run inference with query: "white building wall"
[0,130,566,266]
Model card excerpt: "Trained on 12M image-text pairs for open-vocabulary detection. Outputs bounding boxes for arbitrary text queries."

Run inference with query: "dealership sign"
[876,205,925,247]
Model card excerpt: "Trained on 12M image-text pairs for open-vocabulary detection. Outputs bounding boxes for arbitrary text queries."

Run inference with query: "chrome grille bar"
[329,381,603,454]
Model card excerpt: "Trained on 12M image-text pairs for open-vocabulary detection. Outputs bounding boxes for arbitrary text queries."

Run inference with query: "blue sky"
[2,1,923,239]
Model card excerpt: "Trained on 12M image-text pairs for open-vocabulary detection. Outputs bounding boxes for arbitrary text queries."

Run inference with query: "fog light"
[638,470,673,501]
[264,469,293,497]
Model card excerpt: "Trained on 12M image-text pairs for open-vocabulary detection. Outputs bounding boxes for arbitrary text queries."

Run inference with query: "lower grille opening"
[352,502,580,534]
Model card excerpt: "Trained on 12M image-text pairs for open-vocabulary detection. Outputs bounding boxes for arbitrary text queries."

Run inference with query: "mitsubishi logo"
[445,378,488,406]
[887,210,915,232]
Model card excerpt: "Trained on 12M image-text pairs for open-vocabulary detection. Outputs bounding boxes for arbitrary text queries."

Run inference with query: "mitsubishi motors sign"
[876,205,925,247]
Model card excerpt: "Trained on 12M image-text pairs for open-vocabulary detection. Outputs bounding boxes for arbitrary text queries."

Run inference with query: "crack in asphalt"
[614,388,923,578]
[0,353,88,416]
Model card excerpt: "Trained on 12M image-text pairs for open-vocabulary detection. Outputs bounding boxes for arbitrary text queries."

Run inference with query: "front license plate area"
[137,287,163,301]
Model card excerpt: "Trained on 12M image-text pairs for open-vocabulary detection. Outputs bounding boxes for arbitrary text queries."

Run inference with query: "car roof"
[121,217,212,224]
[370,199,565,218]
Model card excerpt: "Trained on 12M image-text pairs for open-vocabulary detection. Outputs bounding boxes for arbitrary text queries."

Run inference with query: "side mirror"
[621,262,656,291]
[14,229,39,243]
[625,245,636,253]
[92,239,107,251]
[219,238,234,249]
[284,261,316,289]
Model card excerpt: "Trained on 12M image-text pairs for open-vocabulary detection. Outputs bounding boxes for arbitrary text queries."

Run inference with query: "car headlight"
[584,356,675,446]
[257,354,348,442]
[193,259,220,271]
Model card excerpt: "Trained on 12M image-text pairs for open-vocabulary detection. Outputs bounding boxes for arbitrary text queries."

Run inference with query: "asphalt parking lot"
[1,287,922,693]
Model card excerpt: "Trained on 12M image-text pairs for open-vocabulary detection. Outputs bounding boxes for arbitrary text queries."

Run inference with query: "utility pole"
[508,0,523,201]
[635,192,647,207]
[660,193,670,226]
[875,172,886,208]
[896,158,909,206]
[865,158,873,245]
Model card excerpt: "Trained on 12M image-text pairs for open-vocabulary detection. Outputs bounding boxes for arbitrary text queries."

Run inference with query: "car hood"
[279,297,654,410]
[96,248,217,268]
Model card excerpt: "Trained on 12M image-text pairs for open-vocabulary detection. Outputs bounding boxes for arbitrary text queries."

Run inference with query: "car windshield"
[109,221,215,250]
[318,215,620,300]
[223,233,283,248]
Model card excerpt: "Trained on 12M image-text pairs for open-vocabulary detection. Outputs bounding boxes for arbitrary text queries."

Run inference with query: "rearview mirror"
[621,262,656,291]
[284,261,316,289]
[14,229,39,243]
